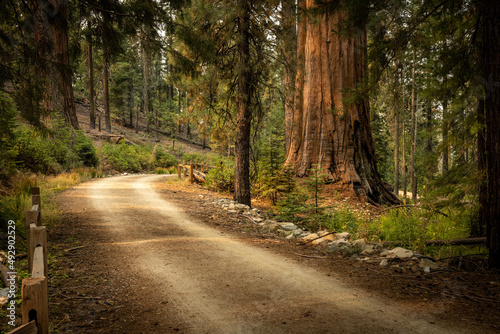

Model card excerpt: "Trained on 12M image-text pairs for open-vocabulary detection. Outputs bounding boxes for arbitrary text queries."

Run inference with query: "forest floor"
[34,102,500,333]
[45,174,500,333]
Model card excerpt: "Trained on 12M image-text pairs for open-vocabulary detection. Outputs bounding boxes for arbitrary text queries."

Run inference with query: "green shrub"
[205,160,235,192]
[181,152,204,163]
[275,189,309,223]
[154,146,177,168]
[0,92,18,180]
[101,142,151,172]
[377,209,423,247]
[76,131,99,167]
[155,167,169,174]
[15,128,60,174]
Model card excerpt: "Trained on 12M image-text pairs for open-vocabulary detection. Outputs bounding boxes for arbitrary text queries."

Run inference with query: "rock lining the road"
[212,198,446,273]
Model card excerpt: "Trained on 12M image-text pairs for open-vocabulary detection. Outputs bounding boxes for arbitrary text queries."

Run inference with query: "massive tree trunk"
[33,0,78,128]
[482,0,500,268]
[233,0,252,206]
[285,2,398,205]
[51,0,78,129]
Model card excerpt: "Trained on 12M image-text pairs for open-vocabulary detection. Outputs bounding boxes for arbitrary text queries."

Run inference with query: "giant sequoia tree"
[33,0,79,128]
[285,1,398,204]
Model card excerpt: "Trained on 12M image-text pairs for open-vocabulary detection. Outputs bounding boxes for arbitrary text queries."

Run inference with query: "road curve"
[74,174,464,333]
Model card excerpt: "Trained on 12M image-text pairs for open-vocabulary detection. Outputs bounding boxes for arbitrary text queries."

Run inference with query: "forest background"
[1,0,499,268]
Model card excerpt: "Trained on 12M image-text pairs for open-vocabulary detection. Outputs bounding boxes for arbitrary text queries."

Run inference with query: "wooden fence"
[177,161,217,183]
[7,187,49,334]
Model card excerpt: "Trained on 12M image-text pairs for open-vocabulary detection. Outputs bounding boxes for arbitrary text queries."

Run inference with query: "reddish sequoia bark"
[33,0,79,128]
[51,0,78,129]
[285,1,398,205]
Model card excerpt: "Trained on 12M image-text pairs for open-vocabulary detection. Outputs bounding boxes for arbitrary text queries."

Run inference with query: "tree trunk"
[129,80,134,128]
[442,100,449,174]
[142,41,150,133]
[282,0,297,153]
[51,0,78,129]
[482,0,500,268]
[394,63,400,197]
[103,39,111,132]
[33,0,78,128]
[401,64,407,199]
[233,0,252,206]
[410,52,417,201]
[87,23,95,130]
[474,94,486,238]
[285,3,398,205]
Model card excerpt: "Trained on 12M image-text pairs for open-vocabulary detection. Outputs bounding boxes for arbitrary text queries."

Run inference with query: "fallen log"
[384,237,486,247]
[424,237,486,246]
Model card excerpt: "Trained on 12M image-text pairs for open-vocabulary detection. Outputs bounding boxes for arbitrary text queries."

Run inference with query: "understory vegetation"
[1,0,493,266]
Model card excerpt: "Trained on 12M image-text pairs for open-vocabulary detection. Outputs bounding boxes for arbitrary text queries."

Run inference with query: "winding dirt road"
[58,174,467,333]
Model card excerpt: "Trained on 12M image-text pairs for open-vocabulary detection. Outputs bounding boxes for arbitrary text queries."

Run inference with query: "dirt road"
[56,174,468,333]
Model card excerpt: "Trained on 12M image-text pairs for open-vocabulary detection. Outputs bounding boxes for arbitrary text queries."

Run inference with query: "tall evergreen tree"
[481,0,500,268]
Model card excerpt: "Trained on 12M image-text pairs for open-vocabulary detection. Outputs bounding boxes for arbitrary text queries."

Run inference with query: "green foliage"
[12,122,99,174]
[154,146,178,168]
[100,142,151,172]
[181,152,205,163]
[155,167,170,174]
[15,128,62,174]
[378,209,423,246]
[304,165,329,215]
[75,132,99,167]
[205,159,235,192]
[322,209,361,236]
[275,189,309,223]
[0,92,19,180]
[255,166,295,205]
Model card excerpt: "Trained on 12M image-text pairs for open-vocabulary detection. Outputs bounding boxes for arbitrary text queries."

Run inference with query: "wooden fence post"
[28,226,47,276]
[31,187,41,208]
[32,246,45,278]
[32,187,41,223]
[22,277,48,334]
[183,161,187,177]
[190,163,194,183]
[177,164,181,179]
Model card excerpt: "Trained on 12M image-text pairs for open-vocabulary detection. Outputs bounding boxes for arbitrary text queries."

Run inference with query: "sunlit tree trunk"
[285,1,398,205]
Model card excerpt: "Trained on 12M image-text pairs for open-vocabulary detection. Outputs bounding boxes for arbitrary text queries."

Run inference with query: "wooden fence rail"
[8,187,49,334]
[177,161,217,183]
